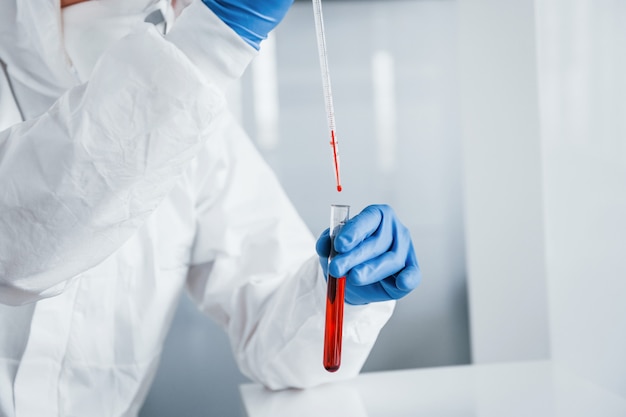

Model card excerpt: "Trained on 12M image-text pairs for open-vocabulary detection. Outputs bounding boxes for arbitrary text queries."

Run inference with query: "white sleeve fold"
[186,113,395,389]
[0,13,254,305]
[165,0,257,89]
[241,257,396,390]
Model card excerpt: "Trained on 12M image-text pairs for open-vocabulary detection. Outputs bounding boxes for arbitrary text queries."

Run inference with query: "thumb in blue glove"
[316,204,421,305]
[201,0,294,50]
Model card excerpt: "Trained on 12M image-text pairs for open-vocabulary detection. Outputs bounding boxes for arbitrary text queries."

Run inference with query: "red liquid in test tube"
[323,204,350,372]
[324,274,345,372]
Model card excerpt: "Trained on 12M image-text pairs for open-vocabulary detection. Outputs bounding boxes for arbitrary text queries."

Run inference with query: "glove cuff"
[200,0,289,50]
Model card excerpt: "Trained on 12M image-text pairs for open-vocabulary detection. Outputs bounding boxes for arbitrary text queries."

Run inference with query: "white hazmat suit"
[0,0,394,415]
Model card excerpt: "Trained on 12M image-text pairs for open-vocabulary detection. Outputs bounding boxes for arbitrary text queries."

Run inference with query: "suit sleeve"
[0,2,255,305]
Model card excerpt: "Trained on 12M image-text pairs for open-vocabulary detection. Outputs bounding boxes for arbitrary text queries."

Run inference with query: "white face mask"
[62,0,173,82]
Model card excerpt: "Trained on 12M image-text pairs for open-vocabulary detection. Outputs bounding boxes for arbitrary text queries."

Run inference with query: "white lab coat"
[0,1,394,416]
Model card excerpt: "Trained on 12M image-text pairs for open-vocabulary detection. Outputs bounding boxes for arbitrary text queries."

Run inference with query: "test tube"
[324,204,350,372]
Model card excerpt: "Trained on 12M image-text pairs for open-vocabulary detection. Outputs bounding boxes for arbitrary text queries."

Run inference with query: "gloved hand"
[201,0,294,50]
[316,205,422,305]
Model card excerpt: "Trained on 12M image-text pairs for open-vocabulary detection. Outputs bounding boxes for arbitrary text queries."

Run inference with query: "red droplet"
[336,185,342,192]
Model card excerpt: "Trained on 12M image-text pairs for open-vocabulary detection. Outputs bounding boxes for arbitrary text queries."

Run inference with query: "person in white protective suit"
[0,0,421,415]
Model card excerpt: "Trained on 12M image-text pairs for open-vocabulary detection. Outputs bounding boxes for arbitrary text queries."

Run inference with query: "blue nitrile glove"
[201,0,294,50]
[316,205,421,305]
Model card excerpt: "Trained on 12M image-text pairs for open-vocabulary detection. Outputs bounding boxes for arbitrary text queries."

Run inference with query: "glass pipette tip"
[312,0,342,192]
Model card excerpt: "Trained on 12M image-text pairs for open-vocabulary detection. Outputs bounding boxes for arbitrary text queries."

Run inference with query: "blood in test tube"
[323,204,350,372]
[324,273,345,372]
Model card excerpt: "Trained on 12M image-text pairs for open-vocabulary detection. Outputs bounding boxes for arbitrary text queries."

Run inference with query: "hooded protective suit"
[0,0,394,415]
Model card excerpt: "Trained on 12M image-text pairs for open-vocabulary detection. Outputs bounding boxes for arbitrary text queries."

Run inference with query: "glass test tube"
[324,204,350,372]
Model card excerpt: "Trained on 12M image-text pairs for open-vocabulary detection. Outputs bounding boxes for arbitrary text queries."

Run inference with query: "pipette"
[312,0,342,193]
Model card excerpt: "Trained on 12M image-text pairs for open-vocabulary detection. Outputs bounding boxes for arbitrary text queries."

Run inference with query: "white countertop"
[239,361,626,417]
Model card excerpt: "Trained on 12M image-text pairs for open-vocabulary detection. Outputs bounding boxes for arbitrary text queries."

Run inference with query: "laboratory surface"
[239,361,626,417]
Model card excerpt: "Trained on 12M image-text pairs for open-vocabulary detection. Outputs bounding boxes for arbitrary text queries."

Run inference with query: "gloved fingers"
[318,255,329,280]
[316,228,331,279]
[334,205,385,252]
[328,226,392,278]
[315,228,331,258]
[345,247,408,287]
[320,204,421,305]
[344,276,411,305]
[345,283,388,305]
[379,275,413,300]
[394,243,421,292]
[394,264,421,292]
[333,216,410,283]
[330,205,402,277]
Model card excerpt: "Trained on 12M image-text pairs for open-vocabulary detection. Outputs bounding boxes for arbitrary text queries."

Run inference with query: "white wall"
[459,0,626,397]
[458,0,551,363]
[536,0,626,397]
